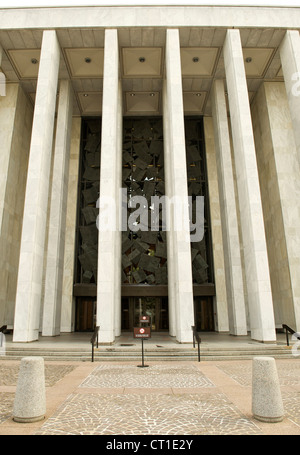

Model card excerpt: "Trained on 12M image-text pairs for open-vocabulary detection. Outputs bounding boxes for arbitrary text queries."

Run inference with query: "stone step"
[2,344,294,361]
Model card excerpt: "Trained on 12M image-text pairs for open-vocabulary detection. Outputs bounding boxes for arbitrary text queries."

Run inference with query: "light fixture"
[195,93,201,97]
[139,57,146,63]
[192,57,199,63]
[245,57,252,63]
[85,57,92,63]
[31,58,38,64]
[130,93,135,97]
[150,93,155,97]
[83,93,89,97]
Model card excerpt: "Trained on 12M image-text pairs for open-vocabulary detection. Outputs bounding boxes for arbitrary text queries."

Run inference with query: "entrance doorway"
[121,297,169,332]
[75,298,96,332]
[194,297,214,331]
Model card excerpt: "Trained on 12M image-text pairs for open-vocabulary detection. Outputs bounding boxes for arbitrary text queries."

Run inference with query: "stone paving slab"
[0,393,14,425]
[216,359,300,387]
[34,392,261,436]
[80,364,215,389]
[0,359,300,435]
[281,391,300,428]
[0,363,76,387]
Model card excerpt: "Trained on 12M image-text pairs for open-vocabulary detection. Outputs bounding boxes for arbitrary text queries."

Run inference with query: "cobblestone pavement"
[0,359,300,435]
[216,361,300,387]
[0,363,76,387]
[80,364,215,389]
[35,392,260,435]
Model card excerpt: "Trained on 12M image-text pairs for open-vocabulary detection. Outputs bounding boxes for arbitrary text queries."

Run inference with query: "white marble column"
[223,29,276,342]
[211,79,247,336]
[0,85,33,330]
[0,45,5,97]
[97,29,121,343]
[203,117,230,333]
[165,29,194,343]
[279,30,300,164]
[13,30,60,342]
[162,78,176,337]
[42,80,73,336]
[61,117,81,333]
[114,79,123,338]
[252,82,300,332]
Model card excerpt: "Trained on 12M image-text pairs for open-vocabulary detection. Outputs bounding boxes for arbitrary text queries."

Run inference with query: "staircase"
[1,342,295,362]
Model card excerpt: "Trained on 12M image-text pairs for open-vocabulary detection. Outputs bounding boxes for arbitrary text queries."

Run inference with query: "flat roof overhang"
[0,5,300,30]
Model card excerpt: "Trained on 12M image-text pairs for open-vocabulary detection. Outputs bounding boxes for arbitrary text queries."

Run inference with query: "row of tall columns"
[11,26,300,342]
[13,31,61,342]
[223,30,276,342]
[210,28,300,341]
[217,28,300,341]
[13,30,74,342]
[275,31,300,331]
[96,28,195,343]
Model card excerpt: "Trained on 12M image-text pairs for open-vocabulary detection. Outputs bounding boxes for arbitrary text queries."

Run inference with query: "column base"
[13,330,39,343]
[253,414,284,423]
[99,330,115,344]
[13,415,45,424]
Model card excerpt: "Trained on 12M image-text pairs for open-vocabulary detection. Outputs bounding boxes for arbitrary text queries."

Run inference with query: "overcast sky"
[0,0,299,7]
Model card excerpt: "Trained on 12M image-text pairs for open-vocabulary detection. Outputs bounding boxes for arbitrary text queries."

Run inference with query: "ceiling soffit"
[64,48,104,78]
[181,47,219,77]
[122,47,163,78]
[183,91,207,114]
[242,47,274,77]
[1,26,283,116]
[77,91,103,115]
[7,49,41,79]
[125,91,160,115]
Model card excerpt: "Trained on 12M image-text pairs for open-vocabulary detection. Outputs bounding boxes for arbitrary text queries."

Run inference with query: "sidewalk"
[0,357,300,435]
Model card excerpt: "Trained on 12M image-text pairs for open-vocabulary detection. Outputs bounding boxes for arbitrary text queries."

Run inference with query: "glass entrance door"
[121,297,169,331]
[133,297,158,330]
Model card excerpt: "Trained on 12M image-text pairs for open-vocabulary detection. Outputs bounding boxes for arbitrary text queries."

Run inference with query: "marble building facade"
[0,5,300,344]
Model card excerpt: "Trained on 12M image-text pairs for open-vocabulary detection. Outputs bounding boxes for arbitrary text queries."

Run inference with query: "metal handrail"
[90,326,100,362]
[282,324,300,346]
[191,325,201,362]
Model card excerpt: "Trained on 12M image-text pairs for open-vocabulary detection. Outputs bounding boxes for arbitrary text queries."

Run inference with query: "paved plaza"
[0,357,300,436]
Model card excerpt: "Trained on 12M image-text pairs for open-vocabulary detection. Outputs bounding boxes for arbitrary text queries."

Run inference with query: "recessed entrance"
[121,297,169,332]
[194,296,214,331]
[74,117,217,337]
[75,297,96,332]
